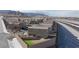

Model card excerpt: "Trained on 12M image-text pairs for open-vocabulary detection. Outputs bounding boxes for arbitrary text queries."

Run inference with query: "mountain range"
[0,10,47,16]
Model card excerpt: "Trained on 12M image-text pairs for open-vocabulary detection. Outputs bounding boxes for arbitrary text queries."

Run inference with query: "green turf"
[23,40,33,47]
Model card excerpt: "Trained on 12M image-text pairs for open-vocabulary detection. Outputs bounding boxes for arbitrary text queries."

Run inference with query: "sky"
[21,10,79,17]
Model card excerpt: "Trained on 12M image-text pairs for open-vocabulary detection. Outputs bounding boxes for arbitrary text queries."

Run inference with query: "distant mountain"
[0,10,48,16]
[8,10,17,14]
[0,10,16,14]
[23,13,48,16]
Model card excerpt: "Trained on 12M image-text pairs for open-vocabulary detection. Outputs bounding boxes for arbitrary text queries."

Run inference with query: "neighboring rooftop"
[28,24,52,29]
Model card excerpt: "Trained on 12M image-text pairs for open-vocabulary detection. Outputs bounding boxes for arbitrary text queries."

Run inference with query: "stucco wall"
[0,33,9,48]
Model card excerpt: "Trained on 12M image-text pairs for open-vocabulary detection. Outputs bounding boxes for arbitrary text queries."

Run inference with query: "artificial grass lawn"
[23,40,33,47]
